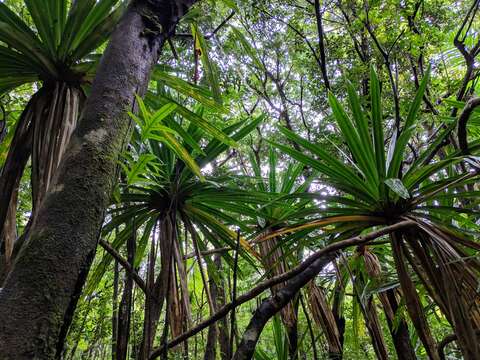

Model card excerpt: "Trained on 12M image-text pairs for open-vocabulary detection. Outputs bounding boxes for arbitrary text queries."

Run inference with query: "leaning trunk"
[0,1,197,358]
[233,252,336,360]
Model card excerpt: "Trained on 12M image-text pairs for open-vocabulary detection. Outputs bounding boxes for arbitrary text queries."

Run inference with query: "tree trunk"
[214,255,230,360]
[112,260,120,360]
[258,233,298,359]
[286,315,299,360]
[203,254,220,360]
[307,282,342,359]
[378,289,416,360]
[116,232,136,360]
[362,297,389,360]
[138,230,158,360]
[0,1,197,358]
[331,278,346,359]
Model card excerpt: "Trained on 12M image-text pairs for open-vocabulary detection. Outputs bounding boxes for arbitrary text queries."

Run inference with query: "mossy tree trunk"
[0,1,197,358]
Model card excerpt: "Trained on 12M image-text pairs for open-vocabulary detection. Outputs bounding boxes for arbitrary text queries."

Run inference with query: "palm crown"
[268,67,480,359]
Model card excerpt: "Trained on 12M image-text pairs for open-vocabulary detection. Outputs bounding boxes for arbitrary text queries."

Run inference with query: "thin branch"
[364,17,402,130]
[208,11,236,39]
[254,4,323,70]
[314,0,330,90]
[174,11,235,40]
[99,239,147,293]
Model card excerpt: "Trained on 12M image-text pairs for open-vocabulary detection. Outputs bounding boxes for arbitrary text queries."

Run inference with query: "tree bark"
[116,231,136,360]
[379,289,416,360]
[0,1,197,358]
[214,255,230,360]
[203,254,221,360]
[112,260,119,360]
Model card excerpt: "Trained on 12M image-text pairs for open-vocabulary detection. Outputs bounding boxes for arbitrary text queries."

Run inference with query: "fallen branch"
[148,220,415,359]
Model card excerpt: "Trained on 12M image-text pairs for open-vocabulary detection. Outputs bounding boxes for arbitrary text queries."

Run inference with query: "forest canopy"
[0,0,479,359]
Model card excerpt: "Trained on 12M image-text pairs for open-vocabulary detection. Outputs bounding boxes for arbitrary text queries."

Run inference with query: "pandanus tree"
[246,149,316,360]
[85,90,265,359]
[267,67,480,359]
[0,0,125,275]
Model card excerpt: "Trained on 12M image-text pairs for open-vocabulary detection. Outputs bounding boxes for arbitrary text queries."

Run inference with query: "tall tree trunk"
[0,1,197,358]
[112,260,120,360]
[116,232,136,360]
[138,216,190,360]
[203,254,220,360]
[378,289,416,360]
[214,255,230,360]
[138,227,158,360]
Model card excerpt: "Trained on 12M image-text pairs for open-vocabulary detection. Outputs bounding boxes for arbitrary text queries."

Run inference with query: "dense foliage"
[0,0,479,359]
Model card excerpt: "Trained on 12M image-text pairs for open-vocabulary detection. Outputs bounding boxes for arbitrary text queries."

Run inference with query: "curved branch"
[148,220,415,359]
[232,251,336,360]
[458,97,480,154]
[438,329,480,360]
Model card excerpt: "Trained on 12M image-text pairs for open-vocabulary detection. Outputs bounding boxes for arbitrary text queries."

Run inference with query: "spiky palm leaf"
[0,0,126,274]
[85,92,266,355]
[269,67,480,359]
